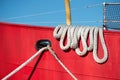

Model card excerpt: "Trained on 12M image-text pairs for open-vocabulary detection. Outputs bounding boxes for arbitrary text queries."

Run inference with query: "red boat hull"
[0,22,120,80]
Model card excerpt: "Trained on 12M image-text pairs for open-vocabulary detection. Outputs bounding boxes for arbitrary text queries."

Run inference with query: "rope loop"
[53,25,108,63]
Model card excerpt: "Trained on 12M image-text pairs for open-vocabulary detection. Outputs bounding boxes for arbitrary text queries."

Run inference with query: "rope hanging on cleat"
[53,25,108,64]
[2,40,77,80]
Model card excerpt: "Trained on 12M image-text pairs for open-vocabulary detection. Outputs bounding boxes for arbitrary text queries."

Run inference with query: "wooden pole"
[64,0,71,25]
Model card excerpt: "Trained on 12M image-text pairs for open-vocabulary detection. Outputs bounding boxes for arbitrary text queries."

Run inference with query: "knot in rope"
[53,25,108,64]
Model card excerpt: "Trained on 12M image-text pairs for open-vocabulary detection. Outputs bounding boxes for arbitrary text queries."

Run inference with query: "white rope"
[47,46,78,80]
[2,45,77,80]
[2,47,48,80]
[53,25,108,64]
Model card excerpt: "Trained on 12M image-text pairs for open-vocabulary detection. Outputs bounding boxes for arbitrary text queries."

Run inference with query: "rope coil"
[53,25,108,63]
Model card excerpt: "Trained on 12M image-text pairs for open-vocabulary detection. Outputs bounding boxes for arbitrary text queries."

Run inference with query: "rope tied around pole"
[53,25,108,64]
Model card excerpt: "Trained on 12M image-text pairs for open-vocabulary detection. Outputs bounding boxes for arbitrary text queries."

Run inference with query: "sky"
[0,0,120,27]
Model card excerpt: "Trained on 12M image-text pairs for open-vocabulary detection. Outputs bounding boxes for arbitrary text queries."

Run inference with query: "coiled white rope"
[53,25,108,64]
[2,45,77,80]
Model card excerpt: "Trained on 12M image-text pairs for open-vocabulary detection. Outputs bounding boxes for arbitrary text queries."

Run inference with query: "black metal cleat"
[35,39,51,51]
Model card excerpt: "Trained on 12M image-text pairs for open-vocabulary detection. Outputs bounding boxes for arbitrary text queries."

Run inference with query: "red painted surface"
[0,22,120,80]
